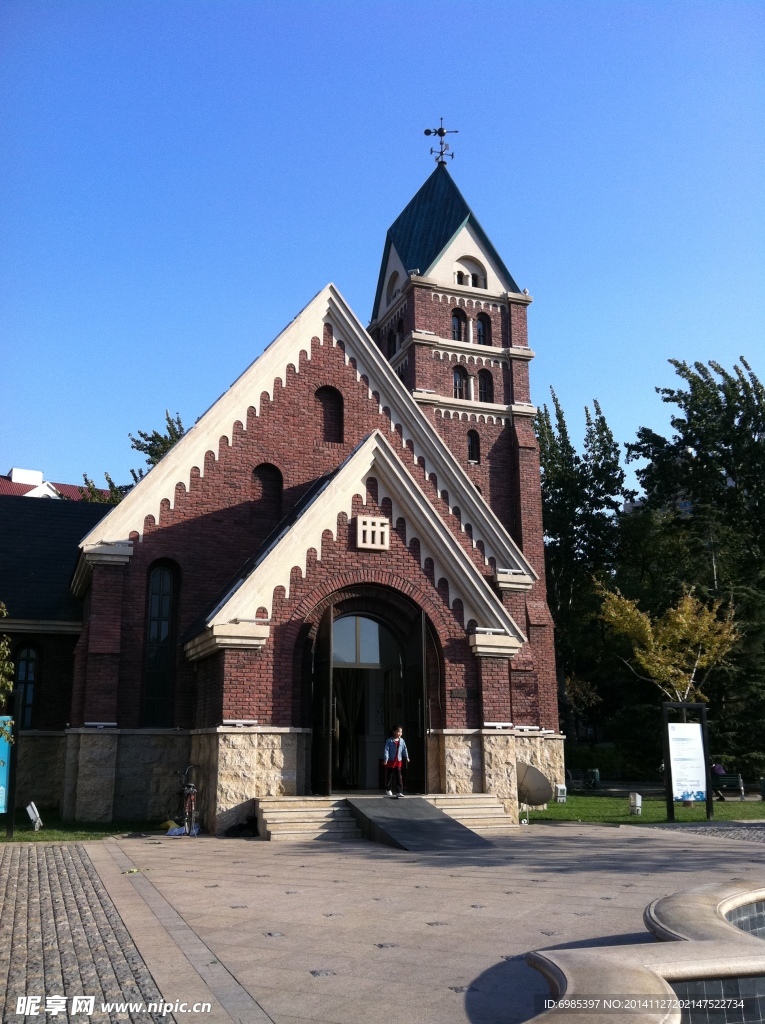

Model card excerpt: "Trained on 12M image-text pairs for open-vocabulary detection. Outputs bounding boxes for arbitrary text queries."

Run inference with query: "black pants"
[386,764,403,794]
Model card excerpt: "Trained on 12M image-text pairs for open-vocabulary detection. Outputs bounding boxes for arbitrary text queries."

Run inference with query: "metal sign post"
[662,701,714,823]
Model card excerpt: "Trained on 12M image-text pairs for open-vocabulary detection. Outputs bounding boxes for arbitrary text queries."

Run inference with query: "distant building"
[0,467,97,501]
[6,164,563,832]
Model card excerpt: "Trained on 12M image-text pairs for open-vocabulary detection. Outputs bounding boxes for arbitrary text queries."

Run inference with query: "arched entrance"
[309,586,433,796]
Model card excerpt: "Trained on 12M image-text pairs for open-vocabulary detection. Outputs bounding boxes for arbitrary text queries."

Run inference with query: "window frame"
[14,646,38,730]
[467,430,481,464]
[453,366,468,400]
[142,562,179,728]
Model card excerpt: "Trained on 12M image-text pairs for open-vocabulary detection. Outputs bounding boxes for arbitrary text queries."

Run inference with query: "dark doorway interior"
[311,601,428,795]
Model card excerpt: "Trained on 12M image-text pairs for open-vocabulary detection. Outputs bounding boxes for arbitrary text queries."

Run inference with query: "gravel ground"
[644,822,765,844]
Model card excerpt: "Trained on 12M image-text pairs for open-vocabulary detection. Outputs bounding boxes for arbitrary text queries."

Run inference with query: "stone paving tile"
[0,845,174,1024]
[644,822,765,844]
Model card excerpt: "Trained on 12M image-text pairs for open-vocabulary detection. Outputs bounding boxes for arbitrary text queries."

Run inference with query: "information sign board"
[668,721,707,802]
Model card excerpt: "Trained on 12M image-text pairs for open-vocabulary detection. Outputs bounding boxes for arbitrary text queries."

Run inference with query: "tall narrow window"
[456,271,465,285]
[478,370,494,403]
[395,319,404,353]
[476,313,491,345]
[467,430,480,464]
[387,329,395,357]
[252,463,284,522]
[14,648,37,729]
[144,566,176,727]
[453,366,468,400]
[315,386,344,443]
[451,310,465,342]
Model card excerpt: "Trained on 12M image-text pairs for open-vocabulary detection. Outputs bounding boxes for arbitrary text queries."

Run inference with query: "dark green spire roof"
[371,163,519,320]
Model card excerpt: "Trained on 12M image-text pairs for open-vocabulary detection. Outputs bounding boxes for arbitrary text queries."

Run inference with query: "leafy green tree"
[81,411,186,504]
[129,410,186,470]
[0,603,15,744]
[600,589,738,703]
[535,391,628,701]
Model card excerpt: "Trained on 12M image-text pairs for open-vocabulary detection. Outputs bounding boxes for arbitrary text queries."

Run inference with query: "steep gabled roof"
[80,284,535,585]
[184,431,526,651]
[371,164,520,319]
[0,496,111,621]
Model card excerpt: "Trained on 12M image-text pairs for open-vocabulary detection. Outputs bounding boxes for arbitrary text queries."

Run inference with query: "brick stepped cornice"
[78,284,535,583]
[190,431,526,651]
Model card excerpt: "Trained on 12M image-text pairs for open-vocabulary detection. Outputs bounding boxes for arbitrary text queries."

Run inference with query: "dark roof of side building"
[0,474,108,500]
[0,496,112,622]
[371,163,520,320]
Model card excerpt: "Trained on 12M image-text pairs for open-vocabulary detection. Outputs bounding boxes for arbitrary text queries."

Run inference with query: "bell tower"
[367,160,546,585]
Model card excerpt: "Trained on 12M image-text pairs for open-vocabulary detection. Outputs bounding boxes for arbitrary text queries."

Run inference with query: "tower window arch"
[453,366,468,400]
[478,369,494,403]
[454,256,487,289]
[14,647,37,729]
[253,463,284,522]
[476,313,491,345]
[395,319,404,353]
[451,309,466,342]
[143,563,178,727]
[315,386,344,443]
[467,430,481,464]
[387,329,395,358]
[386,271,399,305]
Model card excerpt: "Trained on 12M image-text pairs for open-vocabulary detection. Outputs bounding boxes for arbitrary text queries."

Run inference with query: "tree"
[129,410,186,469]
[627,357,764,550]
[600,589,738,703]
[0,603,15,744]
[535,391,629,706]
[81,410,186,504]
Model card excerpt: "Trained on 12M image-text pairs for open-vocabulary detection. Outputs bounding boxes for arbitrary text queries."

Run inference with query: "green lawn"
[0,813,163,843]
[530,794,765,825]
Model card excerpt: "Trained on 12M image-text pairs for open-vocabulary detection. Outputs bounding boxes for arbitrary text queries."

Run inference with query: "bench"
[713,773,745,800]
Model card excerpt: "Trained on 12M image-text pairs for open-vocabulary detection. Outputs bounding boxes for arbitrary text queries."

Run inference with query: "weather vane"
[424,118,458,164]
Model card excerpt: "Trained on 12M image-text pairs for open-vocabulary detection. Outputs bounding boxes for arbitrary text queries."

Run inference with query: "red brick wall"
[76,297,560,736]
[5,632,78,729]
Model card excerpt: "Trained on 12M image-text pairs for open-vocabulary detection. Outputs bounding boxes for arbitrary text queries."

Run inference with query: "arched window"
[478,370,494,403]
[14,647,37,729]
[143,564,177,727]
[453,366,468,400]
[315,386,344,443]
[467,430,480,464]
[387,329,395,357]
[386,271,399,305]
[252,463,284,521]
[456,271,465,285]
[476,313,491,345]
[451,310,466,342]
[395,319,404,353]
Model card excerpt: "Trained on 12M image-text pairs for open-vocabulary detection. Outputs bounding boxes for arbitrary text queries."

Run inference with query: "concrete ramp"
[347,797,494,851]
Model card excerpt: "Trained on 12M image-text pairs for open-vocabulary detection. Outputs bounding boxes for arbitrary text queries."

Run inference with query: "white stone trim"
[413,390,537,421]
[204,430,526,642]
[79,284,536,584]
[468,632,521,658]
[184,620,271,662]
[71,541,134,596]
[2,619,82,634]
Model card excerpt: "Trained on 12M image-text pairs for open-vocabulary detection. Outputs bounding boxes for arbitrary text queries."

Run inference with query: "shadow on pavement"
[464,955,550,1024]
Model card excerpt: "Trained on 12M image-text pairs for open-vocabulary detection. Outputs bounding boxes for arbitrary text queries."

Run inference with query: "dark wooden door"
[311,605,333,795]
[403,609,428,793]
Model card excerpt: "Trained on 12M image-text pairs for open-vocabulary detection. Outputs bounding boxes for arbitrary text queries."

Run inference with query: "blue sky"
[1,1,763,488]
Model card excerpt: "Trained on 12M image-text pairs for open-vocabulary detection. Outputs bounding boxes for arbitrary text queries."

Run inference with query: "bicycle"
[174,765,199,836]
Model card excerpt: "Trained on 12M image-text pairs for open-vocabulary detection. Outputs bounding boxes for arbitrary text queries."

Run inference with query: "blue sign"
[0,717,11,814]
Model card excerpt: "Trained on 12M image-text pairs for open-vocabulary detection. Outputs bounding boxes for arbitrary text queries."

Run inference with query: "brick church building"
[7,162,563,832]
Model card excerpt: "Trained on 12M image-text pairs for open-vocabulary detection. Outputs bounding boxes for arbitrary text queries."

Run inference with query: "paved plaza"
[2,823,765,1024]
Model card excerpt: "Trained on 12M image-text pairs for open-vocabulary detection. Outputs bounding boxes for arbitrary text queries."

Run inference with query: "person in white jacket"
[383,726,409,798]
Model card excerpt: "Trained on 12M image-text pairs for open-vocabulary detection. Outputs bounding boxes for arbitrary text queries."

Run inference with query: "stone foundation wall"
[442,732,483,793]
[16,733,67,811]
[481,730,565,822]
[193,728,312,834]
[62,729,190,823]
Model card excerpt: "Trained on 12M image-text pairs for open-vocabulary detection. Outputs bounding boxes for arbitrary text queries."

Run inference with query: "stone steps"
[424,793,518,835]
[256,797,363,842]
[255,792,518,841]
